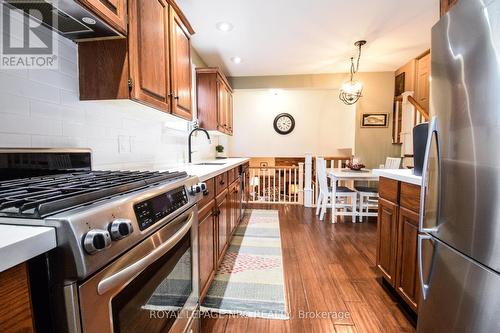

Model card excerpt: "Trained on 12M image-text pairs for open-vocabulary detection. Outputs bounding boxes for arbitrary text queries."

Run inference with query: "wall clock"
[273,113,295,135]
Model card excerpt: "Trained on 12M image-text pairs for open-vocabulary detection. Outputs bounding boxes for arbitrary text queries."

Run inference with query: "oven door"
[78,206,199,333]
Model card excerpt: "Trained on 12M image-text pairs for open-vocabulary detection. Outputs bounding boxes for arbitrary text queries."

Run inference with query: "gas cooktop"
[0,170,188,218]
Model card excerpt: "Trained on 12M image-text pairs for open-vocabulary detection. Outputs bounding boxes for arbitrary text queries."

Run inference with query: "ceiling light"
[216,22,233,32]
[82,17,96,25]
[339,40,366,105]
[231,57,242,64]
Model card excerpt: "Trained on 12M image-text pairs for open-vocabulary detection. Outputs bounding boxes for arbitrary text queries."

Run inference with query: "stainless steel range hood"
[3,0,123,41]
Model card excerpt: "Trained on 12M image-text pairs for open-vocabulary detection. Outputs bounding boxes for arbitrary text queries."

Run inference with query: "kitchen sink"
[194,162,227,166]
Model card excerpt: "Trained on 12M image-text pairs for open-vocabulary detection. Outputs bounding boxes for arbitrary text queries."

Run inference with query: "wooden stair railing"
[407,95,430,121]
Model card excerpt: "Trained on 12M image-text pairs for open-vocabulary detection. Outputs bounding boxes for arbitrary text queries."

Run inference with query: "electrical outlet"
[118,135,131,153]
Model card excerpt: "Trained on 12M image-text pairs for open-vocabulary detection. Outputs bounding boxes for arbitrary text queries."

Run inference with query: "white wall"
[0,16,217,170]
[229,89,355,157]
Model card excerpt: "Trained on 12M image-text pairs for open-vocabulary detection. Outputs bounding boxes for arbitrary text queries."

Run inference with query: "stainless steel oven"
[78,205,199,333]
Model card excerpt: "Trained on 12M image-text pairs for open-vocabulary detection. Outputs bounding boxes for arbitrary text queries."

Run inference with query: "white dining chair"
[315,158,357,222]
[384,157,402,169]
[354,157,401,221]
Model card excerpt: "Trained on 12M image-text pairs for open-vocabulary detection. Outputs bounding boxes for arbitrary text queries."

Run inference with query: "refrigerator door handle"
[419,116,440,233]
[418,234,434,300]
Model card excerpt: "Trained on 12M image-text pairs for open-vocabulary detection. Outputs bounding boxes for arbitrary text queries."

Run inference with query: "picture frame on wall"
[361,113,389,128]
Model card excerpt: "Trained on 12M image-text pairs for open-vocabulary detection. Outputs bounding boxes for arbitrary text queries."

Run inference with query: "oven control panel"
[133,186,188,231]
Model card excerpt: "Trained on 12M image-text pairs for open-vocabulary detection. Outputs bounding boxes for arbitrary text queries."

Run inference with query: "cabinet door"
[226,86,233,135]
[198,204,216,300]
[234,179,241,228]
[395,207,420,312]
[216,192,228,261]
[170,7,192,120]
[377,198,399,286]
[128,0,170,111]
[79,0,127,34]
[415,52,430,113]
[216,81,227,132]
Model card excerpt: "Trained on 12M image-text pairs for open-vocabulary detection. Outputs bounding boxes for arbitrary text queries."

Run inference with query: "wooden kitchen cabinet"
[376,177,421,313]
[440,0,459,16]
[198,167,244,299]
[79,0,127,35]
[78,0,194,120]
[128,0,170,111]
[415,51,431,114]
[198,200,216,302]
[169,7,192,119]
[395,207,420,312]
[377,197,399,285]
[196,68,233,135]
[0,263,35,333]
[216,189,230,263]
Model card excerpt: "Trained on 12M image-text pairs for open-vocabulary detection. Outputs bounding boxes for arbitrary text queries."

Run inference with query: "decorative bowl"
[346,162,365,171]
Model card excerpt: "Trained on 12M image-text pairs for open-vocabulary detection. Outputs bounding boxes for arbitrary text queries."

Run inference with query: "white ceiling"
[177,0,439,77]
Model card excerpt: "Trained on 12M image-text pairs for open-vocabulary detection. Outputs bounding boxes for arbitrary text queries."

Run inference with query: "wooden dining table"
[327,168,379,223]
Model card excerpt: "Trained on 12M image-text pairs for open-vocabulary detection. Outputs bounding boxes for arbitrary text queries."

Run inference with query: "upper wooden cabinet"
[440,0,459,16]
[128,0,170,111]
[415,51,431,114]
[196,68,233,135]
[79,0,128,34]
[170,8,193,119]
[78,0,195,120]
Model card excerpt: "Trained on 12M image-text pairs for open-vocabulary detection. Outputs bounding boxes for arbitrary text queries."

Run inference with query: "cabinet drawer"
[215,172,228,195]
[400,182,421,213]
[198,198,215,221]
[198,178,215,210]
[228,167,239,184]
[379,177,399,203]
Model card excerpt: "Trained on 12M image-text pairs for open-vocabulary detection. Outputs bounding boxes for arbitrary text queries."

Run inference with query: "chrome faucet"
[188,126,211,163]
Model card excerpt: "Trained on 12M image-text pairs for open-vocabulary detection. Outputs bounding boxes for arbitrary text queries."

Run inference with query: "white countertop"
[372,168,422,186]
[165,157,250,181]
[0,225,56,272]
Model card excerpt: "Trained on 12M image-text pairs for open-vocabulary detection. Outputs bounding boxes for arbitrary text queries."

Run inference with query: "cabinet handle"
[174,96,180,100]
[219,180,225,185]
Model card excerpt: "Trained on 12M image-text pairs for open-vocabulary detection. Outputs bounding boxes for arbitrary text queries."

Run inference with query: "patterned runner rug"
[201,209,289,319]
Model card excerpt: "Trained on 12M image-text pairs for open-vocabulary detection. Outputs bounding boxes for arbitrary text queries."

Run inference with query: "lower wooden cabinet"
[216,189,229,263]
[198,201,216,301]
[198,168,244,300]
[395,207,420,312]
[0,263,35,333]
[230,179,241,234]
[376,177,421,313]
[377,198,399,285]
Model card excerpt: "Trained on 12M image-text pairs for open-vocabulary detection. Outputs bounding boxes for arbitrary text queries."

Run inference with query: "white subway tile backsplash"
[0,92,30,116]
[22,79,61,104]
[0,114,62,135]
[0,133,31,147]
[0,18,216,170]
[29,69,78,92]
[31,135,87,147]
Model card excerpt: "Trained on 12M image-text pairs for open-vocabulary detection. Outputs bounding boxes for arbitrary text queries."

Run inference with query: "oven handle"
[97,211,195,295]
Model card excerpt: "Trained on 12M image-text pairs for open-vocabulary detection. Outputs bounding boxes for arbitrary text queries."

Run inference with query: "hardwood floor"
[201,204,416,333]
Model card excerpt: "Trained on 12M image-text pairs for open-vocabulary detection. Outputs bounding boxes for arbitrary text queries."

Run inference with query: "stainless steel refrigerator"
[417,0,500,332]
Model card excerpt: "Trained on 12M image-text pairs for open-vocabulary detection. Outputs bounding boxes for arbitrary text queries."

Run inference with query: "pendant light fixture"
[339,40,366,105]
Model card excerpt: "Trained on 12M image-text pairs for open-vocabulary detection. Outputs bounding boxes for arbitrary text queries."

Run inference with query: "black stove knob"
[188,185,199,196]
[83,229,111,254]
[109,218,134,240]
